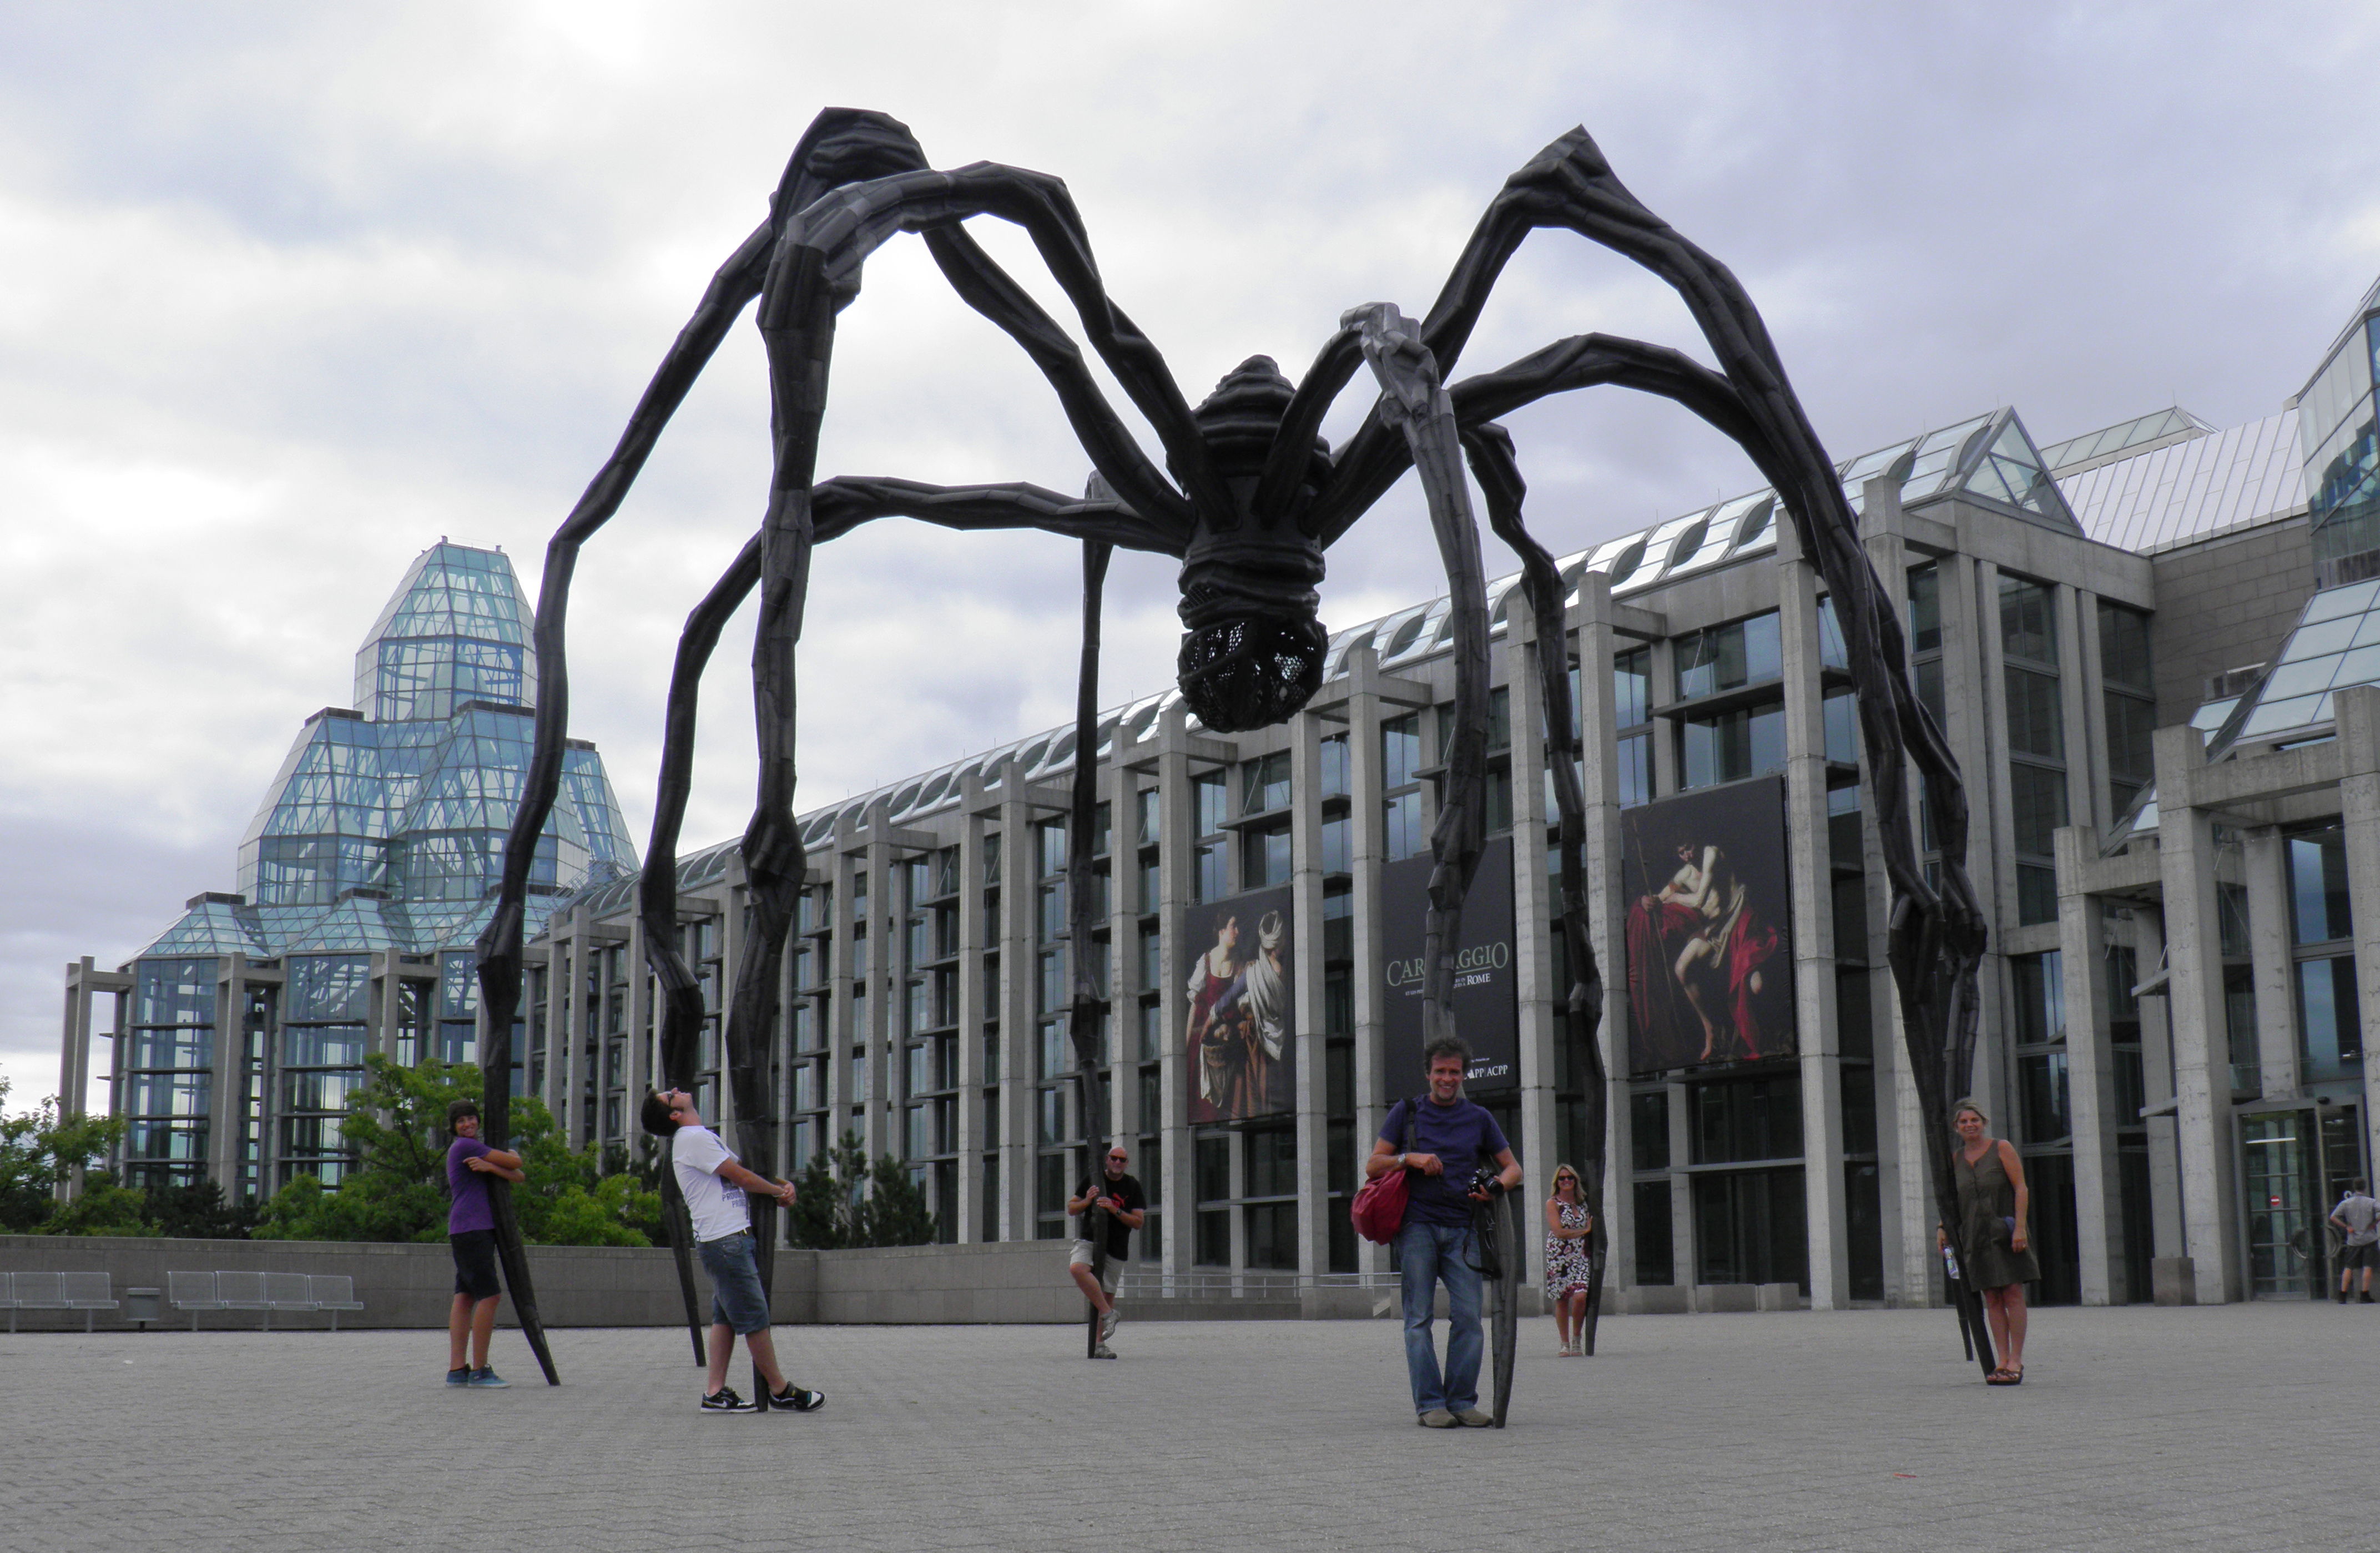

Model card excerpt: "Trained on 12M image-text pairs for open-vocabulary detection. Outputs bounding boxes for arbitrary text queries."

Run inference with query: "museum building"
[59,542,638,1199]
[60,279,2380,1308]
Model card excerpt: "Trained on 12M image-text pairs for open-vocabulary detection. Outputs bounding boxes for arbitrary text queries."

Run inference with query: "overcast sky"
[5,1,2379,1112]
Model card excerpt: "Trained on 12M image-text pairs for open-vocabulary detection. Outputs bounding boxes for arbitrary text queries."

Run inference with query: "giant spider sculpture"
[468,109,1994,1400]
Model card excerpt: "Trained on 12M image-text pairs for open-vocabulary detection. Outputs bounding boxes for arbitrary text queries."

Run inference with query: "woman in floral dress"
[1544,1164,1596,1355]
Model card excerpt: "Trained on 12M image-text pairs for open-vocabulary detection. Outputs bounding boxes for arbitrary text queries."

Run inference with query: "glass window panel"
[2261,657,2341,700]
[2011,951,2065,1044]
[2096,602,2152,690]
[2004,665,2064,759]
[1998,577,2057,665]
[1613,649,1651,728]
[2334,643,2380,689]
[2241,694,2327,736]
[1381,717,1421,789]
[2008,764,2068,859]
[2288,829,2353,945]
[2298,955,2363,1083]
[2281,616,2362,662]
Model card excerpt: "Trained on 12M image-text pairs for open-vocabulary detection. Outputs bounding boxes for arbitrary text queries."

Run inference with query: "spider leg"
[1314,331,1767,547]
[1066,542,1115,1148]
[1460,420,1611,1354]
[920,227,1193,544]
[1329,125,1985,1357]
[1344,303,1491,1052]
[466,111,931,1386]
[776,160,1225,523]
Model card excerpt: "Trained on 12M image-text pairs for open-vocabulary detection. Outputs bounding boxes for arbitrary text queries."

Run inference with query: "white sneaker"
[1100,1306,1120,1342]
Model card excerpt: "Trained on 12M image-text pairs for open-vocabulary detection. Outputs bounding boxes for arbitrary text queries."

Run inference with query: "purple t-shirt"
[446,1136,495,1234]
[1380,1095,1511,1228]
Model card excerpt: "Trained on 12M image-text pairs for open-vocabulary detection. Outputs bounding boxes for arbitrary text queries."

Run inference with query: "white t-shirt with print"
[670,1123,752,1243]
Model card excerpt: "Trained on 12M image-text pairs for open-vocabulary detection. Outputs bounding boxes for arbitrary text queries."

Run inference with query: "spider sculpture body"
[469,109,1994,1400]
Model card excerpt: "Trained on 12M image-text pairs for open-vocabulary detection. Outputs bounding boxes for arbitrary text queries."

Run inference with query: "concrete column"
[543,934,570,1122]
[1775,518,1849,1308]
[2155,723,2243,1302]
[2243,827,2299,1097]
[954,789,989,1244]
[1857,496,1923,1303]
[624,911,654,1161]
[996,762,1038,1241]
[2132,906,2186,1258]
[1506,601,1554,1289]
[208,957,245,1192]
[1343,648,1390,1280]
[717,879,746,1133]
[2333,688,2380,1184]
[1970,558,2015,1124]
[1572,576,1630,1289]
[865,819,894,1160]
[1156,720,1197,1273]
[2054,827,2121,1303]
[1289,707,1330,1278]
[2060,586,2102,845]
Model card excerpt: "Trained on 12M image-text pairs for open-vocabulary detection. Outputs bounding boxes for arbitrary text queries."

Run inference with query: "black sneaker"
[772,1384,825,1411]
[700,1386,752,1412]
[2362,1292,2376,1304]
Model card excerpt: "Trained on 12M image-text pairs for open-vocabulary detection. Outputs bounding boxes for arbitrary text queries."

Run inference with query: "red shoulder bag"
[1350,1096,1421,1244]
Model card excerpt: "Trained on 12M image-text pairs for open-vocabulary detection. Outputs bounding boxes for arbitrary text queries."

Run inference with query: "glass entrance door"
[2242,1110,2321,1298]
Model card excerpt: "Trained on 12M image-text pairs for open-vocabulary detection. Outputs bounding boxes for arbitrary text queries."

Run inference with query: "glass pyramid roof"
[139,543,634,965]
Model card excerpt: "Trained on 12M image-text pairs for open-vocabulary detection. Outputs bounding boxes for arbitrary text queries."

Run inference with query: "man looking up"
[1065,1142,1147,1358]
[444,1098,523,1388]
[639,1088,824,1414]
[1364,1036,1521,1427]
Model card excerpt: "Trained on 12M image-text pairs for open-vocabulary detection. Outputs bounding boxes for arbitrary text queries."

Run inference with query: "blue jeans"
[1396,1217,1482,1415]
[697,1231,770,1335]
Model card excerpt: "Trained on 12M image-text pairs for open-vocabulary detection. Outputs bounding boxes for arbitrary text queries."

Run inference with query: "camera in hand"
[1468,1167,1503,1199]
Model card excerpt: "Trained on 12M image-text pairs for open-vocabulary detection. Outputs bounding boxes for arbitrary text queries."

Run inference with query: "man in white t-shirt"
[641,1088,825,1413]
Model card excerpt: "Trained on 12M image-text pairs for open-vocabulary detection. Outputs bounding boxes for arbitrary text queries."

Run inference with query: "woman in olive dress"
[1938,1098,2038,1385]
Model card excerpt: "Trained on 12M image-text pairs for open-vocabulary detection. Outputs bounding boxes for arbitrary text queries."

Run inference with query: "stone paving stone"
[0,1302,2361,1552]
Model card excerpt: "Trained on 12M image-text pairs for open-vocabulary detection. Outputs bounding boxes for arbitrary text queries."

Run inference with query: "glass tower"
[2305,275,2380,584]
[118,541,636,1192]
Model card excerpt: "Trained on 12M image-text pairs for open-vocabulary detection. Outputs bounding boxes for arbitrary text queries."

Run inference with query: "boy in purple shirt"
[445,1098,523,1388]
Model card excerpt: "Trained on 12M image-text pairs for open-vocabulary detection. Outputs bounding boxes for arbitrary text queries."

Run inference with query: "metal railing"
[1113,1269,1400,1299]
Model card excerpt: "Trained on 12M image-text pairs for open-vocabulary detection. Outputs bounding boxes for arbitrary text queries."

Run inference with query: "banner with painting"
[1182,884,1296,1122]
[1380,835,1519,1093]
[1621,774,1796,1076]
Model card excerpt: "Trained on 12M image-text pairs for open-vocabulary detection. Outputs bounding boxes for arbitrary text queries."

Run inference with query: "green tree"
[0,1077,124,1232]
[143,1178,259,1239]
[41,1173,152,1236]
[253,1055,657,1247]
[784,1131,938,1249]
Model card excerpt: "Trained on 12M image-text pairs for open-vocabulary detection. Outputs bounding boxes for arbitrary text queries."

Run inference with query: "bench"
[167,1270,366,1330]
[4,1271,120,1332]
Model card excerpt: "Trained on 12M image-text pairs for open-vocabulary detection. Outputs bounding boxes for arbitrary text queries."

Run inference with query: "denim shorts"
[697,1231,770,1335]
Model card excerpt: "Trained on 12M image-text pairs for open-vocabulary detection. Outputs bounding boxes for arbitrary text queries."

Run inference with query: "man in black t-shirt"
[1066,1142,1147,1358]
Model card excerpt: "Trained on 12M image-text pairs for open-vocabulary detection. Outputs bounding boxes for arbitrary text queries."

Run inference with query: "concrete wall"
[0,1236,1077,1332]
[2150,518,2313,717]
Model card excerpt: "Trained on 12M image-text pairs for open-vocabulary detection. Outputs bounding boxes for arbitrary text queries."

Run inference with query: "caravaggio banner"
[1381,835,1519,1095]
[1621,774,1796,1076]
[1182,883,1296,1122]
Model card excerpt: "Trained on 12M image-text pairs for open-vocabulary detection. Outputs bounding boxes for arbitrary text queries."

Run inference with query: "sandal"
[2002,1364,2023,1385]
[1985,1367,2015,1385]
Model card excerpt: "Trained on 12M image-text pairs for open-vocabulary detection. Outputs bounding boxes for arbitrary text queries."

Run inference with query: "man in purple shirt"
[1365,1036,1521,1427]
[445,1098,523,1388]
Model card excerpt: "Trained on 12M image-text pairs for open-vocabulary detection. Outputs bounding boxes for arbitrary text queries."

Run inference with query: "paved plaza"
[1,1303,2359,1552]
